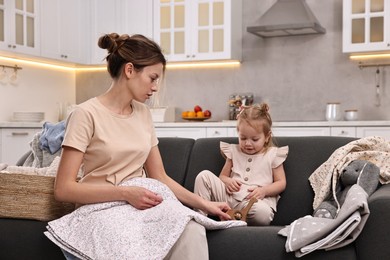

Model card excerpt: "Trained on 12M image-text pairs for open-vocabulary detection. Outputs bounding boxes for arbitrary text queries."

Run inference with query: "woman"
[51,33,233,260]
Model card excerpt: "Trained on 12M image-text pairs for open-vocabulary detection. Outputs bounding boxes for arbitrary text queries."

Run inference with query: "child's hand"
[225,178,241,194]
[246,186,266,200]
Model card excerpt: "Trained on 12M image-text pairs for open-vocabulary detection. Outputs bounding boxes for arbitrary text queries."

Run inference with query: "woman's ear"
[124,62,134,79]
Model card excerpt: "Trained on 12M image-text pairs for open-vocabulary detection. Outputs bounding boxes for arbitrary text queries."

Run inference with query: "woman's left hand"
[204,201,232,221]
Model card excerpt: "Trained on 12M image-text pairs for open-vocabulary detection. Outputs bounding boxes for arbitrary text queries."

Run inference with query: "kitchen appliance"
[150,107,175,122]
[228,93,254,120]
[247,0,326,38]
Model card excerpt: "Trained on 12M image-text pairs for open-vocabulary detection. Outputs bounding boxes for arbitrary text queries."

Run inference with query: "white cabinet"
[227,127,238,137]
[40,0,89,63]
[343,0,390,53]
[153,0,242,62]
[272,127,331,137]
[155,127,206,139]
[0,0,40,56]
[89,0,153,65]
[330,127,357,137]
[0,128,40,165]
[206,127,227,137]
[356,126,390,139]
[155,124,390,140]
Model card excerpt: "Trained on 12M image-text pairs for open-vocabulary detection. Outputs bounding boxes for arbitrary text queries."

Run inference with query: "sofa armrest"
[355,184,390,260]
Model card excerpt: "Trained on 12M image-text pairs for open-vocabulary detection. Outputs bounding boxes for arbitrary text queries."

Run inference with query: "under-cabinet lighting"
[349,53,390,60]
[166,60,241,69]
[0,56,240,71]
[0,56,108,71]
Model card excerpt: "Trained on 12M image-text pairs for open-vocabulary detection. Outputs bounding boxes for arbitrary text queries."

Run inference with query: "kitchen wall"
[76,0,388,122]
[1,1,387,125]
[0,61,75,122]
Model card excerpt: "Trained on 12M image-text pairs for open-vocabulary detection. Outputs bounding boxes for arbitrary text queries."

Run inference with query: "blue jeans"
[61,249,80,260]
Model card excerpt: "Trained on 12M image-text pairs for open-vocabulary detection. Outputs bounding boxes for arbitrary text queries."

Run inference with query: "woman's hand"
[203,201,232,221]
[124,186,163,210]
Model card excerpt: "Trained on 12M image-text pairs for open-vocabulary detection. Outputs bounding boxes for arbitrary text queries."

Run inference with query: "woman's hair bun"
[98,33,120,53]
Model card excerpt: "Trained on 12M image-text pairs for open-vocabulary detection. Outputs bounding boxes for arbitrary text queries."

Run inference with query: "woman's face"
[130,63,164,103]
[237,120,270,155]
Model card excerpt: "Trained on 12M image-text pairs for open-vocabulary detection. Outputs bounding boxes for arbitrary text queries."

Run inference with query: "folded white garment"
[45,177,246,260]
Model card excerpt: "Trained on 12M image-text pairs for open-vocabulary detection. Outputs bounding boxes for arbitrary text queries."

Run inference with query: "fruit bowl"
[182,116,211,121]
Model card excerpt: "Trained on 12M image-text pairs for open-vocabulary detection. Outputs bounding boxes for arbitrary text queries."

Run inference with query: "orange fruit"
[187,111,196,118]
[182,111,189,118]
[196,111,204,117]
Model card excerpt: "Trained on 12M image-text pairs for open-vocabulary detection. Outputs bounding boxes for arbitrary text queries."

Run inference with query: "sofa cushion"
[0,218,64,260]
[158,137,195,186]
[272,136,357,225]
[207,226,356,260]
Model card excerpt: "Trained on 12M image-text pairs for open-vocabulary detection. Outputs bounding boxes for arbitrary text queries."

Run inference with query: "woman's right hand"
[124,186,163,210]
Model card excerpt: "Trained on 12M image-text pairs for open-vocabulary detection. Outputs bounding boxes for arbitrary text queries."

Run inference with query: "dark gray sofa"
[1,136,389,260]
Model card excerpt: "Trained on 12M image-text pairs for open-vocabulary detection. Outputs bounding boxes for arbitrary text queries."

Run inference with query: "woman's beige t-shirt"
[62,97,158,186]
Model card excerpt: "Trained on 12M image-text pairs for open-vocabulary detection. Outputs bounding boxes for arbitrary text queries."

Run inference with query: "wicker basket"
[0,173,74,221]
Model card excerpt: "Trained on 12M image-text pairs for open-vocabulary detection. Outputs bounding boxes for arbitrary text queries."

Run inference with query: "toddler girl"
[194,103,288,226]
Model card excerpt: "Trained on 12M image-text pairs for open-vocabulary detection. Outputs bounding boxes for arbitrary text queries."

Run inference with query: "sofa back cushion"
[158,137,195,186]
[184,136,357,226]
[271,136,356,225]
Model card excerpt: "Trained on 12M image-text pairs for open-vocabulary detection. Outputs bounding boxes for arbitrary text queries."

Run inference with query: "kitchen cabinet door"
[343,0,390,53]
[0,0,40,56]
[356,126,390,140]
[272,127,331,137]
[0,128,40,165]
[330,127,357,137]
[89,0,153,65]
[153,0,242,62]
[155,127,206,139]
[206,127,228,137]
[40,0,89,64]
[227,127,238,137]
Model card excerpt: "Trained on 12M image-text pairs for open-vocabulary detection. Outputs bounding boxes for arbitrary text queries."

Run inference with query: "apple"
[194,105,202,113]
[203,110,211,118]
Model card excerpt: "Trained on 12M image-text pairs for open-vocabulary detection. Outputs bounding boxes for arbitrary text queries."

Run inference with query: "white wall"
[0,61,76,123]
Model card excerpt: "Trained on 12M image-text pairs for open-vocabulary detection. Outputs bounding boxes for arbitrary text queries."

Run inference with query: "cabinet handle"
[11,132,29,136]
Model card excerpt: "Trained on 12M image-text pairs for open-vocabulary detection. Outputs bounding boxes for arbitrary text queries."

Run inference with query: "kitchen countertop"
[1,120,390,128]
[155,120,390,127]
[0,121,44,128]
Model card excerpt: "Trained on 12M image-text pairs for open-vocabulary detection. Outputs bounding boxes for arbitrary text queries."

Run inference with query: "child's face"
[237,120,270,155]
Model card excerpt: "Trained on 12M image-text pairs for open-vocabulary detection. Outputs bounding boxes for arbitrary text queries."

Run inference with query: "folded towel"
[39,121,66,154]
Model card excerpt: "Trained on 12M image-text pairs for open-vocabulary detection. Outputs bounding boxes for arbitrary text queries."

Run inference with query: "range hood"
[247,0,326,38]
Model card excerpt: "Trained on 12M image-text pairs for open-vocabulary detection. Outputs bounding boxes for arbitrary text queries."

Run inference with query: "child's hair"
[236,103,275,148]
